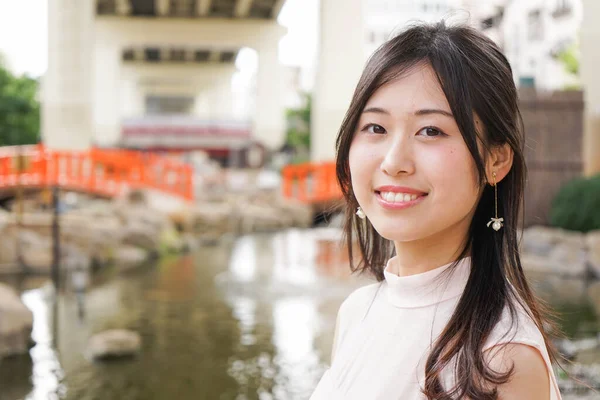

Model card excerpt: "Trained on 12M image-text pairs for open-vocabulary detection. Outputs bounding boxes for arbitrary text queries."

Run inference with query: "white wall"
[581,0,600,175]
[498,0,583,90]
[364,0,463,57]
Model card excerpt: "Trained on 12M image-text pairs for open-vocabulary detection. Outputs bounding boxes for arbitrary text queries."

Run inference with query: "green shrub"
[549,174,600,232]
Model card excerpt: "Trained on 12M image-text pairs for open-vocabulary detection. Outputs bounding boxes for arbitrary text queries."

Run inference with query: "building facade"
[478,0,583,91]
[43,0,288,161]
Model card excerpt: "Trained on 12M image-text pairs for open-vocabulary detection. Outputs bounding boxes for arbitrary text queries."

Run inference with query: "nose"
[380,135,415,176]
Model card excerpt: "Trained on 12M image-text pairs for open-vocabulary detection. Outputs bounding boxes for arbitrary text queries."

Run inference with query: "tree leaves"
[0,59,40,146]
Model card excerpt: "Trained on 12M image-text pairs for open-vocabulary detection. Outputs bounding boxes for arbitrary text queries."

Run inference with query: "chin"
[371,222,425,243]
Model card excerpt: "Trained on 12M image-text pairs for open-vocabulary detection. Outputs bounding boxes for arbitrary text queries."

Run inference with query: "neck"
[390,217,471,277]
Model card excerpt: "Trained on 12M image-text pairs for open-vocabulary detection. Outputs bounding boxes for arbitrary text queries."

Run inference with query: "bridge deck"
[0,145,194,202]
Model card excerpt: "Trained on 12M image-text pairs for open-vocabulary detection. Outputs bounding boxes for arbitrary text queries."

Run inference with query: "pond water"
[0,228,599,400]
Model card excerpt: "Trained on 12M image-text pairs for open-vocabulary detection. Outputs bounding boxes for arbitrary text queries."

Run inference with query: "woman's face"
[349,63,481,243]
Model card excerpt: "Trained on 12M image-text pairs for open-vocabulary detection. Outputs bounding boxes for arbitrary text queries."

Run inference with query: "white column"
[93,42,122,147]
[194,91,211,119]
[42,0,95,150]
[212,68,236,121]
[120,79,144,118]
[255,28,287,150]
[582,0,600,176]
[311,0,366,161]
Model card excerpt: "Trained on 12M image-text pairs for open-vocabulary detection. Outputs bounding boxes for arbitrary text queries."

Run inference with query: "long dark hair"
[335,21,560,399]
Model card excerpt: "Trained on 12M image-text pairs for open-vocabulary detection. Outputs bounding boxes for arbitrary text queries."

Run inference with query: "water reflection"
[219,229,366,399]
[271,297,322,399]
[3,228,599,400]
[21,285,66,399]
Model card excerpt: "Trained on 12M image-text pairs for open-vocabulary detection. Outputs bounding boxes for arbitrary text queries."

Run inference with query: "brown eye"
[364,124,386,134]
[417,126,446,137]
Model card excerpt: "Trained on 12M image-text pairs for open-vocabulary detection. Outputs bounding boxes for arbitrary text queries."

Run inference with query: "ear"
[485,143,513,184]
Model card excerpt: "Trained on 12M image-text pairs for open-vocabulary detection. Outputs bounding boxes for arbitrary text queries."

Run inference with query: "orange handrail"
[281,161,342,203]
[0,144,194,201]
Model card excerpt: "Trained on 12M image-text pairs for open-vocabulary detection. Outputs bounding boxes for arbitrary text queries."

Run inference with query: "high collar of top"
[383,256,471,308]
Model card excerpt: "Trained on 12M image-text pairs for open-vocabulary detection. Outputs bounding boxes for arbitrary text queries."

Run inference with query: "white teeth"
[380,192,422,203]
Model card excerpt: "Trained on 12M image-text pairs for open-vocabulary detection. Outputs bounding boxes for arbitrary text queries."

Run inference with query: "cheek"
[424,145,479,197]
[348,140,375,197]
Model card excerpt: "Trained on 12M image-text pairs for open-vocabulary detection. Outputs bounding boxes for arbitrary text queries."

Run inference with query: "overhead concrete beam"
[196,0,213,16]
[234,0,254,18]
[115,0,132,15]
[271,0,286,18]
[95,17,288,49]
[208,51,222,63]
[156,0,170,16]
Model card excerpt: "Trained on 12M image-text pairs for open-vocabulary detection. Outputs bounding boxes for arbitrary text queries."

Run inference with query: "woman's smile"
[374,185,429,210]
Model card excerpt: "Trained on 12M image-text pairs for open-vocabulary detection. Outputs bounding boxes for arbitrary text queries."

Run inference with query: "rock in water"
[0,283,33,359]
[587,230,600,278]
[114,245,149,271]
[87,329,141,360]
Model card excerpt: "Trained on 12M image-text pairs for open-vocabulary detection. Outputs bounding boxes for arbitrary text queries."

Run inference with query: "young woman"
[310,21,562,400]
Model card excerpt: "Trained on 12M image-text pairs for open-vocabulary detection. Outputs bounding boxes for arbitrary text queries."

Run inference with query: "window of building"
[145,96,195,115]
[145,48,161,62]
[552,0,572,18]
[122,49,135,62]
[368,30,376,43]
[527,10,544,41]
[170,49,187,62]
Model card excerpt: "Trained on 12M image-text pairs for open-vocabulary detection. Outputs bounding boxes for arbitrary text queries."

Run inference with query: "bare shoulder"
[484,343,551,400]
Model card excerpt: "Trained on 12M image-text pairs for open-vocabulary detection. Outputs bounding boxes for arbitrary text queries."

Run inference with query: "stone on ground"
[87,329,141,360]
[0,283,33,359]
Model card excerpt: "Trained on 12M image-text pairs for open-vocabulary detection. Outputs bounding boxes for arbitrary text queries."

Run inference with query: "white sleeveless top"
[310,257,562,400]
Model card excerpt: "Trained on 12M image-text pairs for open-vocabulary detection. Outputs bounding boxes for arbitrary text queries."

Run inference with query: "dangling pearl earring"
[356,207,366,220]
[487,171,504,231]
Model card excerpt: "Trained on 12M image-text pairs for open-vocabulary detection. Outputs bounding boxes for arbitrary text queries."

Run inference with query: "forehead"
[365,63,450,112]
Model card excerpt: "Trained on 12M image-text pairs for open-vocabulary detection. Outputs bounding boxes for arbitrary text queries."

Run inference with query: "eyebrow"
[362,107,454,118]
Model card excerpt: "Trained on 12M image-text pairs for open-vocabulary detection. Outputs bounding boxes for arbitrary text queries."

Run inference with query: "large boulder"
[87,329,141,360]
[587,230,600,278]
[121,222,160,254]
[19,230,53,270]
[520,226,587,277]
[180,202,234,241]
[114,245,149,271]
[275,198,313,228]
[0,207,11,231]
[238,203,289,232]
[0,283,33,359]
[0,228,18,266]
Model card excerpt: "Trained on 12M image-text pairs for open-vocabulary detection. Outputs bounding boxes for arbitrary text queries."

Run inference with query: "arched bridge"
[0,145,194,201]
[281,162,342,204]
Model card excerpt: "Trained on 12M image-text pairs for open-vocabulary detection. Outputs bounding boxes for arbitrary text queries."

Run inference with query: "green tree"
[556,43,581,90]
[284,93,311,163]
[0,57,40,146]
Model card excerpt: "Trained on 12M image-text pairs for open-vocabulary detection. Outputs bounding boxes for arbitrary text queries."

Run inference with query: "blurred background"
[0,0,599,399]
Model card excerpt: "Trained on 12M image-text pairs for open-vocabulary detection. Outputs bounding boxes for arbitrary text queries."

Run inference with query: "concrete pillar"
[311,0,366,161]
[93,43,122,147]
[194,91,211,119]
[42,0,95,150]
[255,29,287,150]
[120,79,144,118]
[581,0,600,176]
[210,67,236,120]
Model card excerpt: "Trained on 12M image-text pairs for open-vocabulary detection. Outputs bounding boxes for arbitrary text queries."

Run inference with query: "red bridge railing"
[0,144,194,201]
[281,161,342,203]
